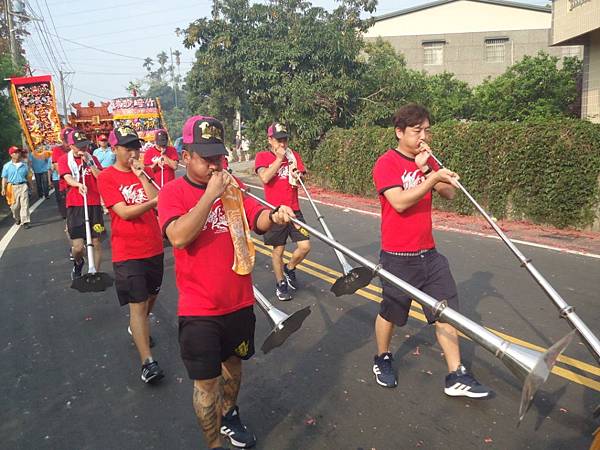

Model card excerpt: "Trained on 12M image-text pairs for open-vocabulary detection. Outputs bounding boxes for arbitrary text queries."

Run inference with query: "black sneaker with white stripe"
[141,359,164,384]
[220,406,256,448]
[283,265,297,290]
[444,364,491,398]
[372,352,397,388]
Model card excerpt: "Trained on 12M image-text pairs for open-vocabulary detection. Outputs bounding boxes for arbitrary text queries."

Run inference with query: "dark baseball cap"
[109,126,144,149]
[267,122,288,139]
[182,116,227,157]
[67,129,92,149]
[155,129,169,146]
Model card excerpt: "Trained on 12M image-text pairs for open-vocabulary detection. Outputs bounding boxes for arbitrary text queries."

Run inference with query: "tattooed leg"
[193,378,223,449]
[221,356,242,414]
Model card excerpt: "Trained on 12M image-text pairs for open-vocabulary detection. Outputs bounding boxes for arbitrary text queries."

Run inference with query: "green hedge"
[307,119,600,229]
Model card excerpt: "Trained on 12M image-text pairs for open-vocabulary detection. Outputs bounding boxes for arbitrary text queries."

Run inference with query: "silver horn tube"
[240,185,574,423]
[430,153,600,365]
[253,286,311,354]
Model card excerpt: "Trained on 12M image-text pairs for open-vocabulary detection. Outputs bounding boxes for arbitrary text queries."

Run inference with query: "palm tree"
[143,57,154,73]
[126,80,141,97]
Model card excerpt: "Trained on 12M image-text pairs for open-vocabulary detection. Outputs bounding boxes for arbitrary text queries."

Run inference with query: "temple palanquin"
[68,101,114,143]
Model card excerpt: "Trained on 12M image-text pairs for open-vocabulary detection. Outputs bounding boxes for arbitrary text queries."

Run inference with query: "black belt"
[11,182,27,185]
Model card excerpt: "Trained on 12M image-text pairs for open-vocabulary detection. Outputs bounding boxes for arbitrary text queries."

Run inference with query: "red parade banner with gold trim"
[9,75,62,159]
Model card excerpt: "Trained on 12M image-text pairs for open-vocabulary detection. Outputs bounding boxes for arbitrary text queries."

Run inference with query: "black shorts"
[179,306,256,380]
[66,205,105,240]
[379,249,459,326]
[263,210,310,247]
[113,253,164,306]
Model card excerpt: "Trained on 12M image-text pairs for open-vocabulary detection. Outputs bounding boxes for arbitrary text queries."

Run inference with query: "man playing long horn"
[157,116,294,450]
[371,103,492,399]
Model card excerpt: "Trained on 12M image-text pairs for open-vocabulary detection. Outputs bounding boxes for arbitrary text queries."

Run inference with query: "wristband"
[268,206,281,222]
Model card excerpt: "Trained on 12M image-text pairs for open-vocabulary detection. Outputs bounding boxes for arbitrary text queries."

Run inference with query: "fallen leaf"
[84,316,93,321]
[484,437,493,444]
[560,408,568,413]
[412,346,420,356]
[304,417,317,426]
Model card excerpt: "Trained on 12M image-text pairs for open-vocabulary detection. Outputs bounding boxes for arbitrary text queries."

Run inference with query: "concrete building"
[364,0,583,86]
[551,0,600,122]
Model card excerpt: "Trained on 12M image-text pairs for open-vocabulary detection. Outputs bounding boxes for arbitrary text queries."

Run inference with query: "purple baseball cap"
[67,129,91,149]
[267,122,288,139]
[155,129,169,146]
[182,116,227,157]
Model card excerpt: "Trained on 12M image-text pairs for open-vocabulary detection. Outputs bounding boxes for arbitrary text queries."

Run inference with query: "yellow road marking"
[252,238,600,392]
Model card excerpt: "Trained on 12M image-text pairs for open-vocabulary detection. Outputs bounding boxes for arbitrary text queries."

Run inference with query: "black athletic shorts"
[179,306,256,380]
[66,205,105,240]
[379,249,459,326]
[263,210,310,247]
[113,253,164,306]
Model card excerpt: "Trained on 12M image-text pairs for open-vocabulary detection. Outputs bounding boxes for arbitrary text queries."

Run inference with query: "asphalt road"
[1,178,599,450]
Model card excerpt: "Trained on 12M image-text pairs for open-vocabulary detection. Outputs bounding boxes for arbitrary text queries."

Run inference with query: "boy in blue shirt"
[2,146,31,228]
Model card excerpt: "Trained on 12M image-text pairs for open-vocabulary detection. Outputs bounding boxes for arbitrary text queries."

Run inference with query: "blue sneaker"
[71,258,84,280]
[283,265,297,290]
[373,352,397,388]
[220,406,256,448]
[444,365,492,398]
[275,280,292,301]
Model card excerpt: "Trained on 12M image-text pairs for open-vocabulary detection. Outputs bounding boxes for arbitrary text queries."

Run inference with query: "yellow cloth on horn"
[4,183,15,206]
[220,178,255,275]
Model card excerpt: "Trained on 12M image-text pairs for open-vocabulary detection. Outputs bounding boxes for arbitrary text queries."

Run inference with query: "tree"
[143,57,154,73]
[0,54,24,165]
[473,52,583,121]
[181,0,375,147]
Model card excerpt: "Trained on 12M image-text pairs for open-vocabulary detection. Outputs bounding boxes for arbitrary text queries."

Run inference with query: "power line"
[46,32,147,60]
[41,0,75,72]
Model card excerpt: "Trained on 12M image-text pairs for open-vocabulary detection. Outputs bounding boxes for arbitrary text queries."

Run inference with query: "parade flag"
[110,96,166,141]
[10,75,62,155]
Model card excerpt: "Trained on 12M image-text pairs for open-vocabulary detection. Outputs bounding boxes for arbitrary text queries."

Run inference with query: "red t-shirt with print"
[373,149,440,252]
[143,145,178,187]
[157,176,267,316]
[97,166,163,262]
[51,145,68,191]
[254,150,305,210]
[58,152,103,207]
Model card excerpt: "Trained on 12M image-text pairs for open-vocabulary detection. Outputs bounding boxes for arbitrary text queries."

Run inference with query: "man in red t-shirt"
[58,129,105,280]
[97,126,165,384]
[143,129,178,188]
[371,104,491,399]
[158,115,294,450]
[51,127,73,219]
[254,122,311,301]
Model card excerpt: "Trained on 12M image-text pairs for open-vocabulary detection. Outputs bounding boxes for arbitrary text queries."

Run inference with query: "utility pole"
[6,0,19,67]
[170,48,178,109]
[59,68,73,125]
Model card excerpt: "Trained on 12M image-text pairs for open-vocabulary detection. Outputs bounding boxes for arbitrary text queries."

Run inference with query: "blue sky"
[21,0,549,109]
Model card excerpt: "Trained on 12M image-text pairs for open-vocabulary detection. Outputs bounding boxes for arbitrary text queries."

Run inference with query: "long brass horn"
[296,176,373,297]
[239,185,574,424]
[253,286,311,354]
[430,153,600,365]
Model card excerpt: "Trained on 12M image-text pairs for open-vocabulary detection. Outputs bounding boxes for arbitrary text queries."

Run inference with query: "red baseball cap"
[98,134,108,141]
[8,146,20,155]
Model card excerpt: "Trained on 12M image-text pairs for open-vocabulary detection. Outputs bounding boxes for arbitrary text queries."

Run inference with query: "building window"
[485,38,508,63]
[423,41,444,66]
[561,46,580,58]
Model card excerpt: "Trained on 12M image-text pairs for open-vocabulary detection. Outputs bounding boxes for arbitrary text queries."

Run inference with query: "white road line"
[0,196,47,261]
[245,182,600,259]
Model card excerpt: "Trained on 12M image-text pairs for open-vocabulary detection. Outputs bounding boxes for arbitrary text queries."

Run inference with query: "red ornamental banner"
[10,75,62,155]
[110,96,166,140]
